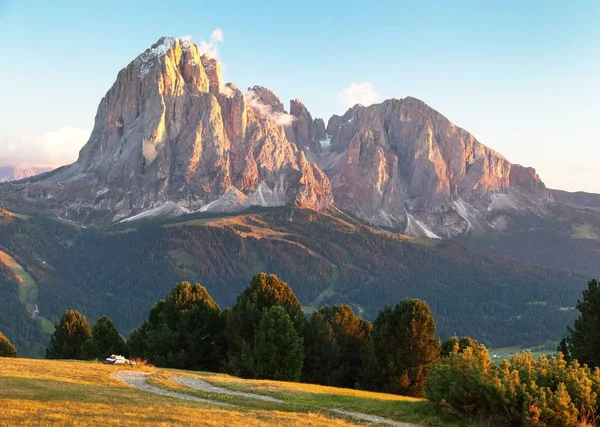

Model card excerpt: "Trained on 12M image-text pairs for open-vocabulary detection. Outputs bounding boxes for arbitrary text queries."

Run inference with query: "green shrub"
[426,345,600,426]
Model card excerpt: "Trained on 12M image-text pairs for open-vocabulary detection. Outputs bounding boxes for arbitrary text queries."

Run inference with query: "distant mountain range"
[0,165,50,183]
[1,37,599,356]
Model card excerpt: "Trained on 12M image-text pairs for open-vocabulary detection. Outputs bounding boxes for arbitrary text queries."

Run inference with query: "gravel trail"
[110,371,233,407]
[331,409,419,427]
[112,371,419,426]
[171,376,284,403]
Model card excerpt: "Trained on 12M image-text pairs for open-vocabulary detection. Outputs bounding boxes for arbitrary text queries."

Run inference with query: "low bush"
[425,343,600,426]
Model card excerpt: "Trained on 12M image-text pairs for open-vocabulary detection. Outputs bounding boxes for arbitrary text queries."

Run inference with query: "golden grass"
[0,358,360,426]
[195,372,423,402]
[0,357,143,387]
[0,398,357,427]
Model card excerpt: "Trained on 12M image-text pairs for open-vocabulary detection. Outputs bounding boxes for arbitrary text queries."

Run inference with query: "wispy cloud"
[245,90,296,127]
[339,82,380,108]
[199,28,224,58]
[0,127,90,167]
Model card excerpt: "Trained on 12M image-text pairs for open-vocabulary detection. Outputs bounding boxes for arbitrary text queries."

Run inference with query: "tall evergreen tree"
[565,279,600,367]
[0,331,17,357]
[129,282,224,370]
[303,305,371,387]
[253,306,304,381]
[82,316,127,359]
[303,310,338,385]
[225,273,306,377]
[46,310,91,360]
[369,299,440,397]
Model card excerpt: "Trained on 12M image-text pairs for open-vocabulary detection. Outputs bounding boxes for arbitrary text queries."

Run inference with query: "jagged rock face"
[1,37,332,221]
[247,89,326,153]
[320,97,551,236]
[248,86,286,113]
[288,99,324,153]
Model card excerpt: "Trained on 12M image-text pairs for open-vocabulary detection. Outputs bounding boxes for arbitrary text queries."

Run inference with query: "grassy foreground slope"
[0,358,461,426]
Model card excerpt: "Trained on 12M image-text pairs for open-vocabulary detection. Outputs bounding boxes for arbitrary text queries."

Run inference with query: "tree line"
[37,273,441,397]
[2,274,599,424]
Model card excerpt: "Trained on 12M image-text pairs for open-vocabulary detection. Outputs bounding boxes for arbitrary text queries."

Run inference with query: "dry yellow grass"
[196,372,423,402]
[0,398,360,427]
[0,358,360,426]
[0,357,150,387]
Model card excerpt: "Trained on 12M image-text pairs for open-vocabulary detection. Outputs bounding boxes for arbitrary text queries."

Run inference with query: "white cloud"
[199,28,224,58]
[339,82,380,108]
[0,127,90,167]
[245,90,296,127]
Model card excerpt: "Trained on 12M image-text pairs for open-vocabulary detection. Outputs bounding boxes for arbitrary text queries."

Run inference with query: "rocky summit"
[1,37,332,222]
[0,36,582,237]
[314,97,551,237]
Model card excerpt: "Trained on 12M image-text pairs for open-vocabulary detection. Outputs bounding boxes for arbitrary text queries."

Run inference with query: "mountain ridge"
[0,36,596,241]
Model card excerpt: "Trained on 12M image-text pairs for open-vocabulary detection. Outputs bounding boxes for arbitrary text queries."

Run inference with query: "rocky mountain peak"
[247,86,286,113]
[0,38,565,238]
[316,96,552,236]
[0,37,333,222]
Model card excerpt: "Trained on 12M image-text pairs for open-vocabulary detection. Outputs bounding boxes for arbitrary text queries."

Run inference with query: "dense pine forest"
[0,207,586,357]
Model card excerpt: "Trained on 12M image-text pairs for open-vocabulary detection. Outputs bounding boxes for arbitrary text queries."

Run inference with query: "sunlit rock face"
[317,97,551,237]
[0,37,333,221]
[0,37,556,236]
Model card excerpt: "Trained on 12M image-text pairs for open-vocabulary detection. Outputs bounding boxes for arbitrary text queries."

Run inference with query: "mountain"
[1,36,599,357]
[0,37,331,223]
[310,98,550,237]
[0,36,591,242]
[0,165,50,183]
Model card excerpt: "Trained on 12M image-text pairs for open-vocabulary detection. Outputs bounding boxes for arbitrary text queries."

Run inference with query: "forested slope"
[0,208,586,356]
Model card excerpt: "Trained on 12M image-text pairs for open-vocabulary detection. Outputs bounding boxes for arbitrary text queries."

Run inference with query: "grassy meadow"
[0,357,463,426]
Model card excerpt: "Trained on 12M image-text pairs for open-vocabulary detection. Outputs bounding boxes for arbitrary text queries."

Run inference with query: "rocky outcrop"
[317,97,552,236]
[0,37,333,222]
[287,99,325,153]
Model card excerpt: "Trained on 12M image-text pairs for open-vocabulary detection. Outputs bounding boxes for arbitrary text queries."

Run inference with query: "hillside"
[0,357,459,426]
[0,207,585,357]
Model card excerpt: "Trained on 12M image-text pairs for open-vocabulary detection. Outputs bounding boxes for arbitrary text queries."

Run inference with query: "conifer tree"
[225,273,306,377]
[565,279,600,367]
[253,306,304,381]
[83,316,127,359]
[129,282,224,370]
[46,310,91,360]
[370,299,440,397]
[303,305,371,387]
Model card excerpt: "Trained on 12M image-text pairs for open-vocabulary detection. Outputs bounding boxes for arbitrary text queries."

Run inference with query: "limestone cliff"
[317,97,551,236]
[1,37,333,221]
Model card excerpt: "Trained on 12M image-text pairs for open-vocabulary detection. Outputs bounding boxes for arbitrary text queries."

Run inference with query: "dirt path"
[171,376,284,403]
[114,371,419,426]
[331,409,419,427]
[110,371,233,407]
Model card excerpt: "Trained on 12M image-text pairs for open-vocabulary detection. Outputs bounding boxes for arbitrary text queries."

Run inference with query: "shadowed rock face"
[319,98,551,236]
[0,37,333,221]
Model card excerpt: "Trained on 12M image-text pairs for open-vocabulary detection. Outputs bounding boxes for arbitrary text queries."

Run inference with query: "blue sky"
[0,0,599,192]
